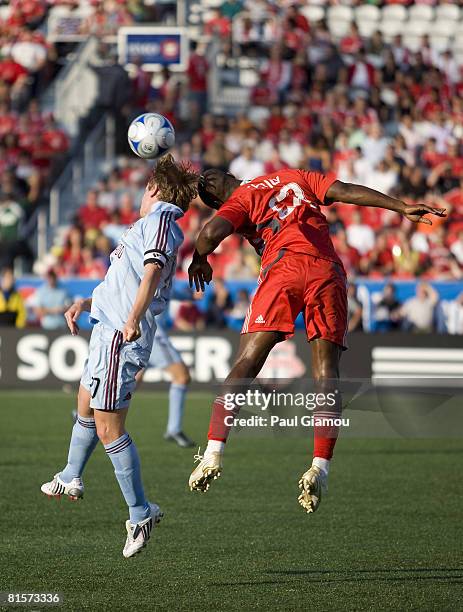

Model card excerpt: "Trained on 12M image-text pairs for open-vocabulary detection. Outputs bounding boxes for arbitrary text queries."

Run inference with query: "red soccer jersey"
[216,169,342,268]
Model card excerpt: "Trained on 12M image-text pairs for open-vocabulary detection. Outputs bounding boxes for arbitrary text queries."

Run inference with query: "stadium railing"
[207,38,250,114]
[51,37,100,137]
[37,114,116,260]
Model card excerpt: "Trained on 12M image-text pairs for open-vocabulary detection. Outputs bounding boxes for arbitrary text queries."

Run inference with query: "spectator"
[325,207,345,236]
[426,228,462,280]
[34,269,70,330]
[0,268,26,328]
[206,279,233,328]
[175,294,205,331]
[93,234,112,272]
[203,132,232,172]
[333,229,360,277]
[347,284,363,332]
[400,283,439,333]
[228,289,251,322]
[11,32,47,75]
[361,123,389,168]
[78,190,110,230]
[225,249,260,280]
[102,210,127,246]
[346,210,375,256]
[59,225,84,276]
[440,292,463,335]
[374,283,402,332]
[118,193,138,226]
[187,42,209,114]
[342,24,363,58]
[361,232,394,276]
[278,129,303,167]
[229,145,265,181]
[392,231,426,278]
[366,160,398,195]
[347,49,375,90]
[78,247,107,279]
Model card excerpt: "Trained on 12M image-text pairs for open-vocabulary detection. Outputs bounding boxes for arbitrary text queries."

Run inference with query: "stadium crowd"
[1,0,463,333]
[0,0,70,272]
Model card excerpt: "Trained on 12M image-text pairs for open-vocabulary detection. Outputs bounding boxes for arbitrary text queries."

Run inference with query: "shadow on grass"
[210,567,463,588]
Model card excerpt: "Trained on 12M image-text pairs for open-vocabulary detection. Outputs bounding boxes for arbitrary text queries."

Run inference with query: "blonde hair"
[148,154,199,211]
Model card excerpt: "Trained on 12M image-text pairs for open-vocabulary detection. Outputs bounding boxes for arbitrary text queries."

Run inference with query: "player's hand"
[402,204,447,225]
[123,319,141,343]
[65,300,86,335]
[188,258,213,292]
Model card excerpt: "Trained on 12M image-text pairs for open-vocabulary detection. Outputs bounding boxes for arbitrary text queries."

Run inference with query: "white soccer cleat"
[298,466,327,514]
[189,448,223,492]
[40,473,84,501]
[123,503,163,558]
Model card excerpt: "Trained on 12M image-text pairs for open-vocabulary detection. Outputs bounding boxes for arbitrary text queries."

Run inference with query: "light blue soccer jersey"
[90,201,184,347]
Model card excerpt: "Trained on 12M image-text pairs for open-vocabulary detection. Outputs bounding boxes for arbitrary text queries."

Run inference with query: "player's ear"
[150,183,160,198]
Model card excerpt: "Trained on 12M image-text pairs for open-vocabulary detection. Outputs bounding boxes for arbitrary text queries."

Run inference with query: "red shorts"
[241,250,348,349]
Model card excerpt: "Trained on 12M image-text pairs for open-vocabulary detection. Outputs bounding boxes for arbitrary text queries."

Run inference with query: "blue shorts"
[148,324,182,370]
[81,322,151,411]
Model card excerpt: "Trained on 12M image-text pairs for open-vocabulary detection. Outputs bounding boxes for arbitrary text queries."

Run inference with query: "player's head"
[198,169,241,210]
[142,153,199,216]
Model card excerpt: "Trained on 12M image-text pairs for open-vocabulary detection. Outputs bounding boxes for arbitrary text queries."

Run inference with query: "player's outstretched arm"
[189,216,234,292]
[326,180,447,225]
[123,263,162,342]
[65,297,92,335]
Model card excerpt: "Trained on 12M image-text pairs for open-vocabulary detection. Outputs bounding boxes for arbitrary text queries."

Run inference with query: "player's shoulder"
[143,206,177,229]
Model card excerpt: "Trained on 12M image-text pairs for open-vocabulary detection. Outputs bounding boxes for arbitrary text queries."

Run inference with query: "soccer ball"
[127,112,175,160]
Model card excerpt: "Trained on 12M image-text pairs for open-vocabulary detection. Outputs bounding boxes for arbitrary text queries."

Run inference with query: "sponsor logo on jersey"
[254,315,265,324]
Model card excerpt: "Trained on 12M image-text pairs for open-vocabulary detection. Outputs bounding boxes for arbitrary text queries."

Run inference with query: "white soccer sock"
[205,440,225,456]
[312,457,330,476]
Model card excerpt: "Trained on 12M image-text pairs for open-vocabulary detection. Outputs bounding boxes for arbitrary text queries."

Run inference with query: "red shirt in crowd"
[0,59,28,84]
[187,53,209,92]
[78,205,109,230]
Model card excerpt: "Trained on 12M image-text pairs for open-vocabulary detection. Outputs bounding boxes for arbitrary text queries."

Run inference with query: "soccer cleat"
[40,473,84,500]
[189,448,222,492]
[298,466,327,514]
[123,503,163,558]
[164,431,196,448]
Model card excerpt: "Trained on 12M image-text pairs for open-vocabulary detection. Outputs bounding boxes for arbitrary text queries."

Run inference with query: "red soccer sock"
[312,409,340,460]
[207,395,232,442]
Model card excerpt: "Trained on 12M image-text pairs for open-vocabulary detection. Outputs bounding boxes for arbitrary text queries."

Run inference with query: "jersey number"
[268,183,314,220]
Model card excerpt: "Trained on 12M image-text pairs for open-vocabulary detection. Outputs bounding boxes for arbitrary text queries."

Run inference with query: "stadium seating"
[2,0,463,335]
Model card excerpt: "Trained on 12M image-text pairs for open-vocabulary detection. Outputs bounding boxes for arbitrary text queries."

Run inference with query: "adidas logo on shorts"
[254,315,265,324]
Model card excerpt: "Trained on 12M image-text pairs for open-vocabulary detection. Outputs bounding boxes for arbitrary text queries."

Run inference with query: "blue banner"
[15,277,463,332]
[118,27,188,70]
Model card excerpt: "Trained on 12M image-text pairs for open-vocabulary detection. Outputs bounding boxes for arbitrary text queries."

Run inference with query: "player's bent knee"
[177,372,191,386]
[95,423,111,445]
[166,362,191,386]
[175,366,191,386]
[94,414,126,445]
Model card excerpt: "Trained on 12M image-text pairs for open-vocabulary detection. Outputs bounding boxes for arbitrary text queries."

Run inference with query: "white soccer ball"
[127,112,175,160]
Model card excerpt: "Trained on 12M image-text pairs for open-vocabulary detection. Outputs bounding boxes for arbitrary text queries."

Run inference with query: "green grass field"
[1,390,462,611]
